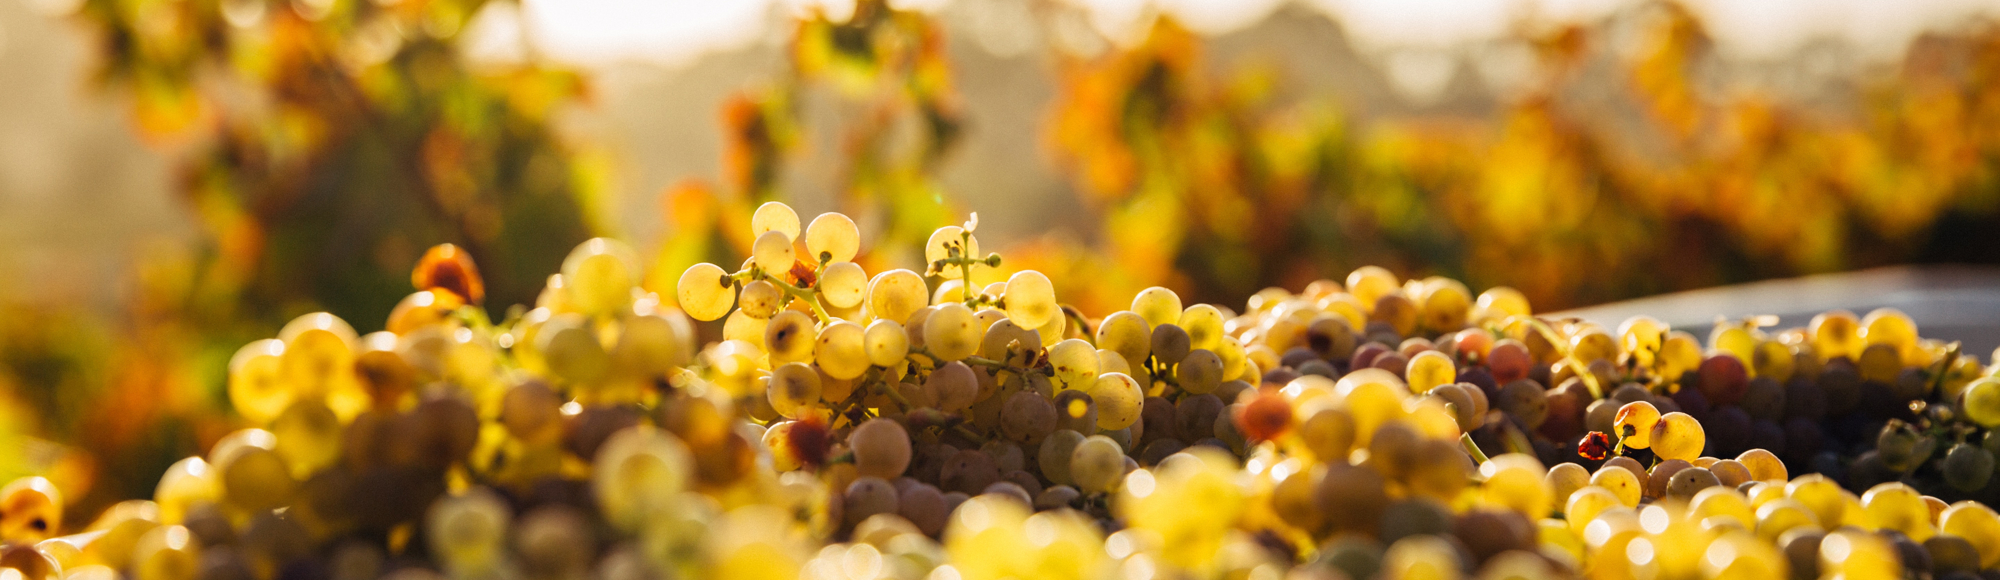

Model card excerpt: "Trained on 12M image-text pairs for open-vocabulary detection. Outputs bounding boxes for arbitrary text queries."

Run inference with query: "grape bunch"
[7,207,2000,580]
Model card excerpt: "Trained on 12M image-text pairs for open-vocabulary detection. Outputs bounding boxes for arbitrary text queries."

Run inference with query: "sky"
[512,0,2000,67]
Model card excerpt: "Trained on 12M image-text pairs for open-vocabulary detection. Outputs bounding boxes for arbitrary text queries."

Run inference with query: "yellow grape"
[1617,316,1667,368]
[1818,529,1900,579]
[1810,310,1864,362]
[559,238,639,316]
[1405,350,1455,393]
[864,320,910,368]
[867,269,928,325]
[1567,486,1623,529]
[592,426,693,533]
[1861,482,1934,540]
[1345,266,1399,309]
[1569,329,1617,364]
[1131,287,1183,328]
[676,262,737,322]
[766,363,822,420]
[1862,307,1919,364]
[152,457,219,525]
[750,201,801,241]
[814,322,869,380]
[1657,331,1704,378]
[1545,463,1590,509]
[923,302,980,362]
[1709,325,1757,364]
[228,339,292,425]
[1753,499,1818,542]
[1048,339,1100,391]
[1418,277,1471,332]
[1003,270,1058,330]
[1095,311,1151,368]
[924,226,979,280]
[1784,474,1846,529]
[1648,412,1704,462]
[1087,373,1144,431]
[804,212,859,264]
[277,312,357,399]
[130,525,199,580]
[1735,449,1787,482]
[1613,401,1660,449]
[1691,486,1755,526]
[0,477,62,543]
[722,309,767,346]
[818,262,867,309]
[1963,378,2000,427]
[1590,466,1643,508]
[751,230,796,275]
[1179,304,1225,351]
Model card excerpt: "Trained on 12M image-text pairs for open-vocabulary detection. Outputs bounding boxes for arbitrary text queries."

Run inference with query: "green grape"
[1178,304,1225,352]
[805,212,859,264]
[1048,339,1100,391]
[1404,350,1455,393]
[865,320,910,367]
[676,262,737,322]
[1944,443,1997,492]
[592,426,693,533]
[764,310,817,365]
[537,313,610,385]
[213,435,294,514]
[867,269,928,325]
[1131,287,1183,328]
[925,226,980,280]
[752,230,797,276]
[767,363,823,420]
[1003,270,1058,329]
[1069,436,1126,493]
[738,280,782,319]
[1088,372,1145,431]
[1176,349,1223,395]
[751,201,802,241]
[1038,430,1086,486]
[228,339,292,425]
[1964,378,2000,427]
[819,262,867,309]
[560,238,639,316]
[1095,311,1151,368]
[923,302,980,362]
[814,322,870,380]
[425,488,512,577]
[277,312,357,400]
[849,419,912,479]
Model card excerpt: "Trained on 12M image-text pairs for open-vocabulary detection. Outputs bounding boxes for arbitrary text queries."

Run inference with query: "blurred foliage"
[645,0,968,298]
[1032,4,2000,313]
[0,0,604,514]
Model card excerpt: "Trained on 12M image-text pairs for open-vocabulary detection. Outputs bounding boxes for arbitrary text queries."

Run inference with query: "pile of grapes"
[8,206,2000,580]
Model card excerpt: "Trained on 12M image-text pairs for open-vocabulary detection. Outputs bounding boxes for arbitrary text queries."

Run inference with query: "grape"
[277,312,357,399]
[849,419,913,479]
[1418,278,1471,333]
[272,398,342,480]
[1738,376,1785,421]
[1038,430,1087,486]
[1569,329,1616,364]
[923,302,980,362]
[767,363,823,420]
[924,226,980,280]
[864,320,911,368]
[811,261,867,310]
[1346,266,1399,307]
[1318,461,1389,537]
[1964,378,2000,427]
[1003,270,1057,329]
[560,238,640,316]
[845,477,901,528]
[1648,412,1705,462]
[721,310,767,347]
[737,280,782,319]
[426,488,510,576]
[1048,338,1099,390]
[764,310,816,364]
[228,339,293,425]
[867,269,928,325]
[1666,467,1720,499]
[1068,436,1125,493]
[675,262,736,321]
[1698,354,1750,406]
[1942,501,2000,569]
[1590,465,1643,508]
[1810,310,1864,361]
[1944,444,1996,492]
[537,313,610,385]
[928,362,979,412]
[1370,294,1418,338]
[1708,459,1752,488]
[751,201,801,240]
[1487,339,1531,383]
[1096,311,1152,368]
[1496,380,1548,429]
[1098,348,1133,375]
[1404,350,1455,393]
[591,426,692,532]
[980,318,1040,366]
[1149,324,1192,366]
[514,507,593,579]
[1053,389,1097,433]
[1176,349,1224,395]
[804,212,859,264]
[0,477,61,544]
[1179,304,1225,351]
[896,483,949,536]
[813,321,870,380]
[1706,406,1752,457]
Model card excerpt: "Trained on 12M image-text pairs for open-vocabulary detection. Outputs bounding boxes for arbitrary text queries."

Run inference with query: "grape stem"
[734,265,835,324]
[1459,433,1491,464]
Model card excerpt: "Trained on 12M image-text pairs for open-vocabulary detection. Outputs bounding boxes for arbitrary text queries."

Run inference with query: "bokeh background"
[3,0,2000,518]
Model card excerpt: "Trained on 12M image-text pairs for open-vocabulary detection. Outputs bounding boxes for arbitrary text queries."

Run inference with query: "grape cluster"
[8,207,2000,580]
